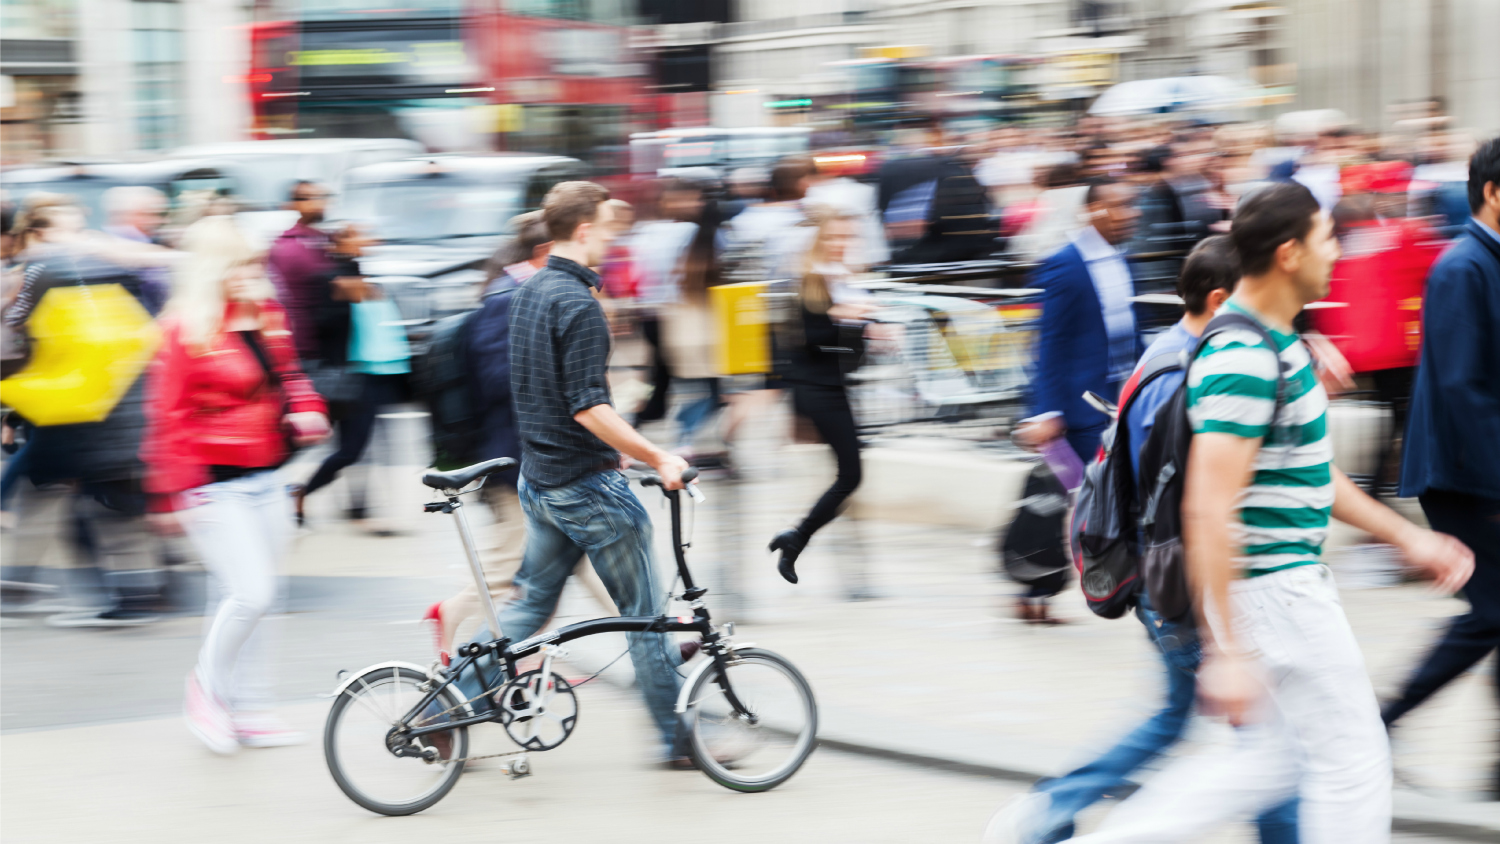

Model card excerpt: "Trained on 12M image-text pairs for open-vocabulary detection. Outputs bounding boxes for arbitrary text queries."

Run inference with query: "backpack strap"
[1117,351,1184,418]
[1192,311,1291,432]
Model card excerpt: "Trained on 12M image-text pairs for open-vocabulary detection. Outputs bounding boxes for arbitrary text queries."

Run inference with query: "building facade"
[1,0,252,163]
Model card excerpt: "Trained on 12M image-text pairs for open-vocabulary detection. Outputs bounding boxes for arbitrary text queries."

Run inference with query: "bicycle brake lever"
[686,482,705,504]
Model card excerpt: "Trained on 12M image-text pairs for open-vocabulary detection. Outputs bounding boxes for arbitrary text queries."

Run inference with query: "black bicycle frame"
[395,483,752,743]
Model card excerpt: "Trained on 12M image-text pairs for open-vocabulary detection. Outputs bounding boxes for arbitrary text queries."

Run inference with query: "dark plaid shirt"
[508,255,619,487]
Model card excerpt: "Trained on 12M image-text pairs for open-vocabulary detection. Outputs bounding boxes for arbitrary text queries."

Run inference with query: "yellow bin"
[710,281,771,375]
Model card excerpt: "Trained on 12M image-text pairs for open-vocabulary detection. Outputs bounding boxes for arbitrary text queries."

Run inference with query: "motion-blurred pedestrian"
[294,223,411,527]
[1385,137,1500,797]
[102,186,171,315]
[632,179,704,427]
[767,208,879,585]
[142,216,329,754]
[1018,178,1140,463]
[266,180,332,363]
[3,195,166,627]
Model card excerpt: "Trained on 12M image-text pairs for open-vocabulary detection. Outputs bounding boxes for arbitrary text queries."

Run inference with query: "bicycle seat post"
[445,491,504,640]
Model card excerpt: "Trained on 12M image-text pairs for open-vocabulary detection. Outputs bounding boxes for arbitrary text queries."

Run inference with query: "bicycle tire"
[684,647,818,792]
[324,666,470,816]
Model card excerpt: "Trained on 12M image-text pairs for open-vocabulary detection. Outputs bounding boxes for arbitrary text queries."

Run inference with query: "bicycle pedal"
[501,756,531,779]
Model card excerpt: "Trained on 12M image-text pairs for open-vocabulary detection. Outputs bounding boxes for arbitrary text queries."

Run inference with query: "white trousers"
[1069,564,1392,844]
[183,471,292,712]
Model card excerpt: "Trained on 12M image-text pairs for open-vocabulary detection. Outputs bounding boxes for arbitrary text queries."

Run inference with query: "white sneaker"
[981,792,1050,844]
[234,712,306,748]
[184,670,238,755]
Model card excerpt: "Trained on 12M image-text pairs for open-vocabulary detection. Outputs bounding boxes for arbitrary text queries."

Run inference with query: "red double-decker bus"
[248,0,658,180]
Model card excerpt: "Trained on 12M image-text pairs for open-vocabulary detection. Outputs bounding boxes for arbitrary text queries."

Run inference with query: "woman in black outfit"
[769,210,877,584]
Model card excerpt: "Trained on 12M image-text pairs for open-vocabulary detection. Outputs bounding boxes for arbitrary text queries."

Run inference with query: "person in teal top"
[296,224,411,525]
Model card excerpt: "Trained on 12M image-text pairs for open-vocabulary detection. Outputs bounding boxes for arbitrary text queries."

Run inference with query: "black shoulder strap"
[1117,350,1184,420]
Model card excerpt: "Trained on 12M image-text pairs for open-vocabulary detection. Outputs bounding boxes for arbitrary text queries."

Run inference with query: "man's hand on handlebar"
[651,452,691,491]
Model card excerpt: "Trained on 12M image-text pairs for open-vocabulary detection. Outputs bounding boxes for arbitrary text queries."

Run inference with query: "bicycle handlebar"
[639,466,699,489]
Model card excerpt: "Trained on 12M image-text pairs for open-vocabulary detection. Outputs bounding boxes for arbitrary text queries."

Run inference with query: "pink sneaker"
[184,670,238,755]
[234,712,306,748]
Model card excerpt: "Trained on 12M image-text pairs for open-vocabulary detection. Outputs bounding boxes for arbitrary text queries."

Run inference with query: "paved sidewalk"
[266,442,1500,840]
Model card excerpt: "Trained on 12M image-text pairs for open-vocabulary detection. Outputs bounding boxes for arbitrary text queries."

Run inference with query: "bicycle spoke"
[353,676,397,724]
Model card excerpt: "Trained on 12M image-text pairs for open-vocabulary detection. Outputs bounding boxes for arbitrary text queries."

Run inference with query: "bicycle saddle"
[421,458,516,491]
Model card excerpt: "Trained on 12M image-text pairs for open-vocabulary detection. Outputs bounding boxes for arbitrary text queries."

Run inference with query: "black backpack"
[1000,462,1073,591]
[1071,353,1184,618]
[1136,312,1288,622]
[410,310,481,470]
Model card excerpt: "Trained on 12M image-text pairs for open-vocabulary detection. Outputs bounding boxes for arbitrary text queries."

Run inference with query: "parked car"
[169,138,425,246]
[334,152,588,348]
[2,158,236,226]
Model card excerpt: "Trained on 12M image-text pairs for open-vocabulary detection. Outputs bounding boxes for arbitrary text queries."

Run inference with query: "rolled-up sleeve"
[556,297,613,416]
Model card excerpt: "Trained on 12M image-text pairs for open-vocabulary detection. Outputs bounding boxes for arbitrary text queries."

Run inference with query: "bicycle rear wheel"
[683,647,817,792]
[324,665,470,816]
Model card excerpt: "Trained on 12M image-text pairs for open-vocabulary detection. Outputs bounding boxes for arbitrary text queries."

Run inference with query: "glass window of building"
[131,0,184,150]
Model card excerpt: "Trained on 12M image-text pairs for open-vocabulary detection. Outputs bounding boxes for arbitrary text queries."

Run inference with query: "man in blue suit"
[1020,179,1141,462]
[1386,137,1500,796]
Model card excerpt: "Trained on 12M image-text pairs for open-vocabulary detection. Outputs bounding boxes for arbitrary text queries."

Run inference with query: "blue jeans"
[1032,596,1299,844]
[500,471,684,758]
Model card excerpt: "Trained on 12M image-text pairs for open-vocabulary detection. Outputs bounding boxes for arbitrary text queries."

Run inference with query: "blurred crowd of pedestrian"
[2,102,1497,829]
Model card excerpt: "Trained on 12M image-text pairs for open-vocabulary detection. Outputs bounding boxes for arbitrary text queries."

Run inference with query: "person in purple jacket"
[266,180,332,362]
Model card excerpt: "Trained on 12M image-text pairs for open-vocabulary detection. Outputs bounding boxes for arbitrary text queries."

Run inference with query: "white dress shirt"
[1071,224,1137,383]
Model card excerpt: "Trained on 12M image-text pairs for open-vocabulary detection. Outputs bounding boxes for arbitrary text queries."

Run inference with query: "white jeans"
[183,471,292,712]
[1069,565,1392,844]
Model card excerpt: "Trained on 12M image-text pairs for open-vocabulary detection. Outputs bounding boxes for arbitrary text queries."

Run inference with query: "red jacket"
[141,301,325,510]
[1312,218,1442,373]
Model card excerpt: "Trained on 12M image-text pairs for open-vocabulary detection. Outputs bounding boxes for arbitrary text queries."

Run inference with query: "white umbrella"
[1087,75,1252,117]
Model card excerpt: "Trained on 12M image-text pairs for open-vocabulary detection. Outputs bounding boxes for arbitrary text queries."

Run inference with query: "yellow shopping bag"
[0,283,161,425]
[710,281,771,376]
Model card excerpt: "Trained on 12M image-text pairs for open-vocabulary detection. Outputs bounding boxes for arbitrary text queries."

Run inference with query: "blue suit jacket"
[1030,242,1135,433]
[1400,219,1500,500]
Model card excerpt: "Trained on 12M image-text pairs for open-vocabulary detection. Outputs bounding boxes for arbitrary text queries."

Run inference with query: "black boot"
[768,528,809,584]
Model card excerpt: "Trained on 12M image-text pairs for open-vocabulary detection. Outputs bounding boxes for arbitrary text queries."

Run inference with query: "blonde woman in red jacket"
[141,216,329,755]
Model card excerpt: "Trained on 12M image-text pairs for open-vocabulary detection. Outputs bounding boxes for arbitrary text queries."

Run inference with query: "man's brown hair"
[1230,181,1320,276]
[542,180,610,242]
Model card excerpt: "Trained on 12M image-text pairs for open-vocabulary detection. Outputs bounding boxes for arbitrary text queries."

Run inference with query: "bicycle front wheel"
[324,665,470,816]
[684,647,817,792]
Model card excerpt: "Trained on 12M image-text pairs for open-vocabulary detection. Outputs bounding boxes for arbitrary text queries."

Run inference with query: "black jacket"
[21,252,151,486]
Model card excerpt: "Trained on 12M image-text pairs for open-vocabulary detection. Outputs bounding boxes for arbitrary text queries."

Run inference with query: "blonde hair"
[165,215,276,348]
[797,204,860,315]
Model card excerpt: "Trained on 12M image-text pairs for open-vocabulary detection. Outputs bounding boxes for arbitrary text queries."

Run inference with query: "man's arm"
[1182,432,1270,726]
[573,405,688,490]
[1329,466,1473,592]
[1017,256,1075,444]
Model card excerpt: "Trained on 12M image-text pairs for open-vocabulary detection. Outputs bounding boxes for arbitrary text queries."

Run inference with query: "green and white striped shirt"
[1186,299,1333,577]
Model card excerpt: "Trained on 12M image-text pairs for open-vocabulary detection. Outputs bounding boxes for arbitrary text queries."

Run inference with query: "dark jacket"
[878,152,994,264]
[781,304,849,389]
[464,277,522,487]
[21,252,152,486]
[312,255,359,366]
[1400,218,1500,500]
[1030,242,1134,434]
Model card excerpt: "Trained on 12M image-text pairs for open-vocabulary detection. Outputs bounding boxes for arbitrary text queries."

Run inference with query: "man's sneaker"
[46,608,160,628]
[981,792,1051,844]
[234,712,306,748]
[184,671,238,755]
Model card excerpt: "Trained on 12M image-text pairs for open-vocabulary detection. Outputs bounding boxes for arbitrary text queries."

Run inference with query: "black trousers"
[1382,490,1500,788]
[304,373,405,503]
[636,317,673,425]
[792,383,862,539]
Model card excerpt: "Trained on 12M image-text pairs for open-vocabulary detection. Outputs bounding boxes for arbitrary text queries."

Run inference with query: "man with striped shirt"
[1066,182,1473,843]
